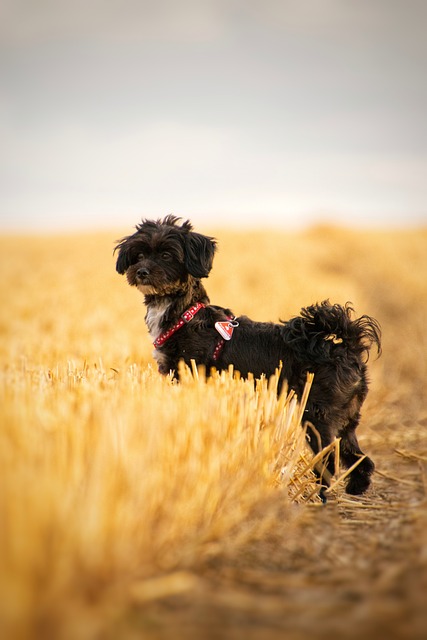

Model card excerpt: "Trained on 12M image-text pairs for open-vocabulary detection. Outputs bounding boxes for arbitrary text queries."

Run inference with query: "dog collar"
[153,302,206,348]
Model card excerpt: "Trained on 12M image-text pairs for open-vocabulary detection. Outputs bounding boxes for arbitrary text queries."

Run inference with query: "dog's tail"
[281,300,381,363]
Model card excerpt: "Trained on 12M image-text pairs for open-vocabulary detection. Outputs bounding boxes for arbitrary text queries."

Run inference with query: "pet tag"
[215,320,238,341]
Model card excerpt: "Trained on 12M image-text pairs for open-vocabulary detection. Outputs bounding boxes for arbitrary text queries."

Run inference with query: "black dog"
[115,215,381,498]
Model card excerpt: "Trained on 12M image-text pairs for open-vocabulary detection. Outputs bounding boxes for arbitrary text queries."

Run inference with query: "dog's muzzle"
[136,267,150,282]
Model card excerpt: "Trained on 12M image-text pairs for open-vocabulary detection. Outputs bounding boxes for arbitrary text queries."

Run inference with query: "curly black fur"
[115,216,381,499]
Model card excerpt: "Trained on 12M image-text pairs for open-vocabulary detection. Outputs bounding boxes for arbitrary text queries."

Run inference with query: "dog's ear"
[114,238,132,274]
[184,231,217,278]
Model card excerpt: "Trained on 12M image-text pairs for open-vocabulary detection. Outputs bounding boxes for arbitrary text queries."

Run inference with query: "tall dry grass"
[1,225,426,639]
[1,360,317,638]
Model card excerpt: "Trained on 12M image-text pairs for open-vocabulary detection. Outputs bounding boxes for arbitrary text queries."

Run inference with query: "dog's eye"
[161,252,172,260]
[138,252,145,260]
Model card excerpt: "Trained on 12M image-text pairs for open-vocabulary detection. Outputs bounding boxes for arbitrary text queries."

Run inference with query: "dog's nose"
[137,267,150,279]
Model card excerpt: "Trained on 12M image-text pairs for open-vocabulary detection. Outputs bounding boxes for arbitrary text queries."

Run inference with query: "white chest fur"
[145,301,171,342]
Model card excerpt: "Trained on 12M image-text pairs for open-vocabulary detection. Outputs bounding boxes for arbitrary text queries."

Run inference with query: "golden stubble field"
[1,224,427,640]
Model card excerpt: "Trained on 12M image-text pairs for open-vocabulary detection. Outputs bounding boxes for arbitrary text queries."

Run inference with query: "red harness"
[152,302,237,362]
[153,302,205,348]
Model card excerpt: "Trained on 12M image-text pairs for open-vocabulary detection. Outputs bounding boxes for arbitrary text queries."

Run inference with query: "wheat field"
[1,225,426,640]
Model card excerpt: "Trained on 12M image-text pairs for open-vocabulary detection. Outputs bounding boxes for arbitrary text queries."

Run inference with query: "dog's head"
[114,215,217,295]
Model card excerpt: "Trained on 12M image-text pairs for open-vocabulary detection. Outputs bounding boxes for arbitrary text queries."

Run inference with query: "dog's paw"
[345,456,375,495]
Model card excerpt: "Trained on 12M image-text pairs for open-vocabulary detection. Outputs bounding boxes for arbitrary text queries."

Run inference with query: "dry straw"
[1,228,426,638]
[0,358,328,637]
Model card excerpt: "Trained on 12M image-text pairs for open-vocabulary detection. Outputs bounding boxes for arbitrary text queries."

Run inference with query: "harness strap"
[212,338,226,361]
[152,302,237,363]
[212,315,237,361]
[153,302,205,348]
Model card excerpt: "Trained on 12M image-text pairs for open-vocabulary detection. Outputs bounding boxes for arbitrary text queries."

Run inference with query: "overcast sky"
[1,0,426,231]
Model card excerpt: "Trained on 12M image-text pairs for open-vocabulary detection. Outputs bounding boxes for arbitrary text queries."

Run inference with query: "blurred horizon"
[1,0,426,232]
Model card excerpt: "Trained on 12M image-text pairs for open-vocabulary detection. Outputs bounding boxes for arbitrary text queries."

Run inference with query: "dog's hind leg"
[339,414,375,495]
